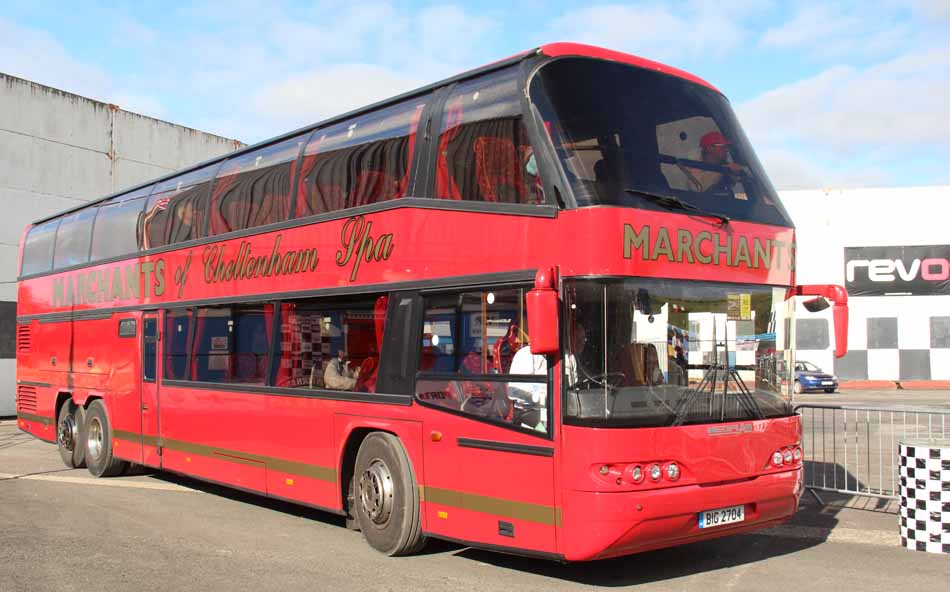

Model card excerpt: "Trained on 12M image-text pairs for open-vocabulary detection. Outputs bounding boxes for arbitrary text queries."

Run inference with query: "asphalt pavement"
[1,390,948,591]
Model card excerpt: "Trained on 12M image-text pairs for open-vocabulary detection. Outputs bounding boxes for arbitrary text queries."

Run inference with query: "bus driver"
[679,131,747,193]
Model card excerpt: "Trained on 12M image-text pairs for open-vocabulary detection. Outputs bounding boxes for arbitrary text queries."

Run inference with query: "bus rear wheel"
[84,400,129,478]
[57,400,86,469]
[353,432,426,556]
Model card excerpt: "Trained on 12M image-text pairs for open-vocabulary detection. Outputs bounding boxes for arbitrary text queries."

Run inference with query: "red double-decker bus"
[15,43,848,561]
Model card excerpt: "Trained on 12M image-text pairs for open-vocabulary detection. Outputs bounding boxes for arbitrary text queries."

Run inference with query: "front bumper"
[559,467,802,561]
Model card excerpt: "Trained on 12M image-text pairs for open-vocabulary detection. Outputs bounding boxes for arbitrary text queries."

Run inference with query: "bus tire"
[56,400,86,469]
[353,432,426,556]
[83,400,129,478]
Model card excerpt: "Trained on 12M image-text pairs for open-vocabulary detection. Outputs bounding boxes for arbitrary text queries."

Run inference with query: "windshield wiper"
[624,189,730,226]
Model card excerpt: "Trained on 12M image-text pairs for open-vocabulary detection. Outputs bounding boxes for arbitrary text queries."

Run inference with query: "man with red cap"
[680,131,746,193]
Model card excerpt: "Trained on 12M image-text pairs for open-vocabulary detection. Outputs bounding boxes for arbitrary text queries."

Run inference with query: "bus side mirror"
[526,268,559,356]
[792,284,849,358]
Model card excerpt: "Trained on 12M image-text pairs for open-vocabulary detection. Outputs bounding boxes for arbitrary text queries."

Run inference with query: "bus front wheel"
[84,400,129,478]
[57,400,86,469]
[353,432,426,556]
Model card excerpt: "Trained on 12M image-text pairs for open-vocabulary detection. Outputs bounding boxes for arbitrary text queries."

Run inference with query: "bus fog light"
[666,463,680,481]
[599,465,610,476]
[772,451,783,467]
[783,450,793,464]
[650,464,661,481]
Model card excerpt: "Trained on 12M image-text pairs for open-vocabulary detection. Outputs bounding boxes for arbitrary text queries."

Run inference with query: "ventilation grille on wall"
[16,385,37,413]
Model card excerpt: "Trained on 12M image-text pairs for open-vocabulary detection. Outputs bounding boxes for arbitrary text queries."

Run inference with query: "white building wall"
[782,186,950,382]
[0,72,243,416]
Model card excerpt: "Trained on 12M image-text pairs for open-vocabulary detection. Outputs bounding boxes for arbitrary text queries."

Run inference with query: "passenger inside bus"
[321,349,359,391]
[677,131,748,194]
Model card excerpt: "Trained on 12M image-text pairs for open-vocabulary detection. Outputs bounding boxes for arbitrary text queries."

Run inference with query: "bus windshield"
[530,57,792,227]
[562,278,795,428]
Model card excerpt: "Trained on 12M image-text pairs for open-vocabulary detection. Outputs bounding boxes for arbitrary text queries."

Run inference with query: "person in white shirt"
[508,343,547,402]
[564,321,587,387]
[319,349,359,391]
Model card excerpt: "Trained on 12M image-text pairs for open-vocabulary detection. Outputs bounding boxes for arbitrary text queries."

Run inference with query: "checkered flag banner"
[899,439,950,554]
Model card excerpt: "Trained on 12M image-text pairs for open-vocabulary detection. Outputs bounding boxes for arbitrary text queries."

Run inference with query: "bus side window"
[141,164,216,250]
[296,96,429,218]
[52,207,96,270]
[164,309,193,381]
[190,304,273,385]
[209,135,305,235]
[416,288,549,432]
[434,68,541,205]
[272,295,387,393]
[20,219,60,276]
[90,189,151,261]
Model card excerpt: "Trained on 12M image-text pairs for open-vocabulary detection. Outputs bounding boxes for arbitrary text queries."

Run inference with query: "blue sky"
[1,0,948,190]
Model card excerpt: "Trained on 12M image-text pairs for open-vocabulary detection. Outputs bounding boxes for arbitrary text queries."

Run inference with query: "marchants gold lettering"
[621,223,792,271]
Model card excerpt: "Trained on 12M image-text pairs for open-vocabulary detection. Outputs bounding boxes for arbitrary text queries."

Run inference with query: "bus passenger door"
[140,312,161,468]
[408,288,557,555]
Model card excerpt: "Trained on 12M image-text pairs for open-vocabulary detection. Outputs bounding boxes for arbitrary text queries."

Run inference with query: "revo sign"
[844,245,950,296]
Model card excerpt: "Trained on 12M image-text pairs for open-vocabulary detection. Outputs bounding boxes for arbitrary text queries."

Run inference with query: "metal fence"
[795,403,950,502]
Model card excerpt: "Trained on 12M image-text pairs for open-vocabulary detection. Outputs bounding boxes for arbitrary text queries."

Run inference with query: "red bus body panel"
[17,203,798,560]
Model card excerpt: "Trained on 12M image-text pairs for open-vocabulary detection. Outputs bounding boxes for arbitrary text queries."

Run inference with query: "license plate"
[698,505,745,529]
[822,381,833,385]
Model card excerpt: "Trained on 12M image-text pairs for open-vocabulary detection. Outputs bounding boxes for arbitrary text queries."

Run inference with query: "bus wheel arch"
[55,392,86,469]
[339,427,380,530]
[352,431,426,556]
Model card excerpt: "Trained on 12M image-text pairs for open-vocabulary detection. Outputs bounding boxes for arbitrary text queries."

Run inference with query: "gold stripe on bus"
[110,431,335,483]
[17,412,53,427]
[423,486,559,526]
[113,430,159,448]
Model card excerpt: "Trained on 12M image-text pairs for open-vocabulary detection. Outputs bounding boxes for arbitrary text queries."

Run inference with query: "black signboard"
[845,245,950,296]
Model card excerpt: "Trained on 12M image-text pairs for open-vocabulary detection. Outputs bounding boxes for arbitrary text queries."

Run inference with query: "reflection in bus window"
[191,304,273,385]
[296,97,428,217]
[562,278,794,428]
[164,309,193,380]
[142,165,217,249]
[530,58,791,226]
[210,135,306,235]
[417,288,548,432]
[20,219,60,276]
[273,295,388,393]
[90,185,153,261]
[435,68,543,204]
[52,208,96,269]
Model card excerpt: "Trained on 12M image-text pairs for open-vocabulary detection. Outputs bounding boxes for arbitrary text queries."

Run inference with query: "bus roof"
[31,43,719,226]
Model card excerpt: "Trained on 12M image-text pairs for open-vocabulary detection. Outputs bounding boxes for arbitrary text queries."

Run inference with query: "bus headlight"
[650,464,662,481]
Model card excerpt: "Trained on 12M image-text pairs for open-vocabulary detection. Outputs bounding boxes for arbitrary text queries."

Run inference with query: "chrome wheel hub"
[86,417,103,461]
[58,414,77,452]
[359,459,394,525]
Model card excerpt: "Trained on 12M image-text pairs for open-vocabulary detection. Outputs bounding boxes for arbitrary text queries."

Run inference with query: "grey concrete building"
[1,72,244,415]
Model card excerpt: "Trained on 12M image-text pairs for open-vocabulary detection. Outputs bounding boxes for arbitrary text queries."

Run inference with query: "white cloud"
[760,4,910,56]
[251,63,423,129]
[755,147,892,190]
[547,2,746,63]
[738,45,950,189]
[0,18,113,100]
[911,0,950,21]
[0,18,168,120]
[738,46,950,151]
